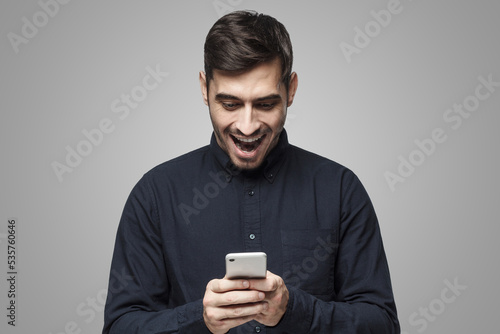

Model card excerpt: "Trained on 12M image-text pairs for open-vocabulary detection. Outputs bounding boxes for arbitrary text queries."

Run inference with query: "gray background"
[1,0,499,333]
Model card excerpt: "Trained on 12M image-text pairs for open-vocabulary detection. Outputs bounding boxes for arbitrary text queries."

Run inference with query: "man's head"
[200,11,298,171]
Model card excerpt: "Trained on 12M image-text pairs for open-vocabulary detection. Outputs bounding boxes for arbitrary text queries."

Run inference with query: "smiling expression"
[200,58,298,171]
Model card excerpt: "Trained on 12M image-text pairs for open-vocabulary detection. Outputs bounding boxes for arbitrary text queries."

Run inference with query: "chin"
[231,158,264,172]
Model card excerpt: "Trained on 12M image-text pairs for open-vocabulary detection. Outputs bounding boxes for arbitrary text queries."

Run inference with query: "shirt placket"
[242,177,261,251]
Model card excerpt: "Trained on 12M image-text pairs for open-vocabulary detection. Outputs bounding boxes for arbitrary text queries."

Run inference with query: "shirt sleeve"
[270,170,400,333]
[102,173,212,334]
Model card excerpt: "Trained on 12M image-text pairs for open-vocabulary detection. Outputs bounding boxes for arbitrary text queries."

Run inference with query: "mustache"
[224,128,271,137]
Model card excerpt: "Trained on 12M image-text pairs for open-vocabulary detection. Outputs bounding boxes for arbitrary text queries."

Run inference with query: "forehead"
[210,58,284,99]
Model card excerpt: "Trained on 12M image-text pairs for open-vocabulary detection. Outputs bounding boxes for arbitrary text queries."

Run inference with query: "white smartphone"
[225,252,267,279]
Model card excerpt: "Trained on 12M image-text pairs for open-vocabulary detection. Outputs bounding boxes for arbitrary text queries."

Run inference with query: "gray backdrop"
[1,1,499,333]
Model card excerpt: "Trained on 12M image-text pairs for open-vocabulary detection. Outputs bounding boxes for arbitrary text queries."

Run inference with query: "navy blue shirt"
[103,130,399,333]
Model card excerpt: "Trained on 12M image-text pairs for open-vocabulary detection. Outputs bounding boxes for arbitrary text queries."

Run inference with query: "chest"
[159,173,340,301]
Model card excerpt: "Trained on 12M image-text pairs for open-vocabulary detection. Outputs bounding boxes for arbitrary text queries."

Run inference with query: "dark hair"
[204,10,293,92]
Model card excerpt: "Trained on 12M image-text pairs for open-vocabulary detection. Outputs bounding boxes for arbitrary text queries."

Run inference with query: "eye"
[222,102,240,110]
[257,103,276,110]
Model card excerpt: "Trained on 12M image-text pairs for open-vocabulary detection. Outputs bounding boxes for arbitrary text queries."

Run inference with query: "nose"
[235,104,260,136]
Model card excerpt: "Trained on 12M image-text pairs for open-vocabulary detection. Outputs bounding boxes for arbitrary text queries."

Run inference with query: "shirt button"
[248,190,255,196]
[255,326,261,333]
[249,234,256,240]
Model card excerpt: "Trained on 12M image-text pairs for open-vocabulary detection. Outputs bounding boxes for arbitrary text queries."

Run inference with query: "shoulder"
[285,144,366,197]
[126,145,213,195]
[147,145,211,177]
[287,144,353,176]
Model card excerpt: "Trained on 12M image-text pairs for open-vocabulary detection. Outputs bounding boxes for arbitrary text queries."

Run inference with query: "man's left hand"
[249,271,289,327]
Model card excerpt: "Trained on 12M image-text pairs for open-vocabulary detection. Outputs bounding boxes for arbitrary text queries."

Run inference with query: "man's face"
[200,58,297,171]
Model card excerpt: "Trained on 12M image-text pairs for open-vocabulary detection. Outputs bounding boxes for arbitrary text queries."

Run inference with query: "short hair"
[204,10,293,92]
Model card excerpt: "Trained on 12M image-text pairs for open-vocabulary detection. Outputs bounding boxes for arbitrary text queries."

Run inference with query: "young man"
[103,11,400,333]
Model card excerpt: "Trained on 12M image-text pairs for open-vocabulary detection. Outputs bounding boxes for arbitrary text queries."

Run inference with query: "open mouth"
[231,135,265,153]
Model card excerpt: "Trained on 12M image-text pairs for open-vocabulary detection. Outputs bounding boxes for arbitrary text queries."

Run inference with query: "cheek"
[209,108,232,129]
[268,109,287,129]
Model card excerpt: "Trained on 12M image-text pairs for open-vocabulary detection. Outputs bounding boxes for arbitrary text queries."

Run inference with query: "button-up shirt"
[103,130,400,333]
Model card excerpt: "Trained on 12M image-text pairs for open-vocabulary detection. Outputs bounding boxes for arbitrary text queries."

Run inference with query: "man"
[103,10,400,333]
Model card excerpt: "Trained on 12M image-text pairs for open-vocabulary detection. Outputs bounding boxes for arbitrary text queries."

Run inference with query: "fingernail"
[259,292,265,299]
[242,280,249,288]
[263,302,269,310]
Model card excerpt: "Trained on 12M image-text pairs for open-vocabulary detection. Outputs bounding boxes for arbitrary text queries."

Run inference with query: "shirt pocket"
[281,229,337,300]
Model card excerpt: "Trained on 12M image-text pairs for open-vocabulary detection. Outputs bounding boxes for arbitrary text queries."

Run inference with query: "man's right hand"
[203,277,268,334]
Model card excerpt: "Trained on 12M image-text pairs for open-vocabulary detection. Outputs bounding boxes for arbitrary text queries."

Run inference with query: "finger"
[248,272,280,292]
[220,301,269,320]
[204,301,267,329]
[208,278,250,293]
[221,290,266,306]
[204,288,265,310]
[207,314,255,334]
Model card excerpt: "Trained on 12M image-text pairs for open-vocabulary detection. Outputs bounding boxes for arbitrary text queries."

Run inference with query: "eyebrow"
[215,93,282,102]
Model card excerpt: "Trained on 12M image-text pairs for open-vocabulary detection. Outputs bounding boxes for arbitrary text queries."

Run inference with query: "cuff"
[269,286,313,333]
[177,299,212,334]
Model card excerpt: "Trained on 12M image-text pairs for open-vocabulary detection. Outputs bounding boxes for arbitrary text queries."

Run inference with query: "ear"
[199,71,209,106]
[287,72,298,107]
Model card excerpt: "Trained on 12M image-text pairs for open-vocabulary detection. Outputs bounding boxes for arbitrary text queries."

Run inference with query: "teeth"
[235,136,261,142]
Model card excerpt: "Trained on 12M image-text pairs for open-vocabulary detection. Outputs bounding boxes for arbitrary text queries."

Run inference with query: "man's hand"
[203,277,267,334]
[202,271,289,333]
[250,271,289,327]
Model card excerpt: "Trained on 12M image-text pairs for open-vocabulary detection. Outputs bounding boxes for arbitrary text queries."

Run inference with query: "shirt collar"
[209,129,289,183]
